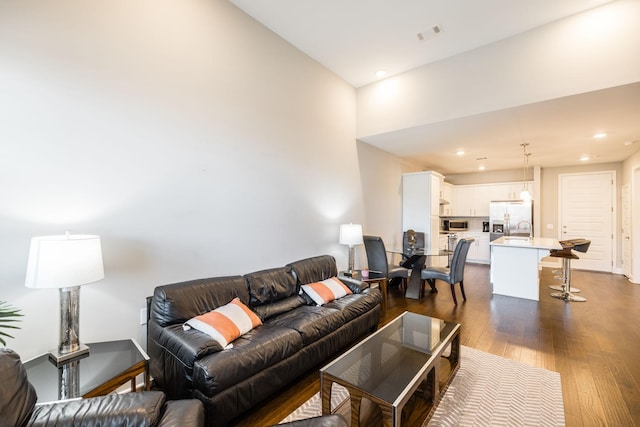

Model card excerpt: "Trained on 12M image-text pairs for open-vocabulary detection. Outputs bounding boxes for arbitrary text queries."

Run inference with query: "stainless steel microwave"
[448,220,468,231]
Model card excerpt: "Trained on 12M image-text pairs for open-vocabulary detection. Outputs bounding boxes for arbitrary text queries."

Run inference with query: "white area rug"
[280,346,565,426]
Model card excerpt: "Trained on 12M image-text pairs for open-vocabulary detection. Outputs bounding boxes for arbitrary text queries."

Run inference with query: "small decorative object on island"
[339,223,363,277]
[25,231,104,363]
[0,300,22,346]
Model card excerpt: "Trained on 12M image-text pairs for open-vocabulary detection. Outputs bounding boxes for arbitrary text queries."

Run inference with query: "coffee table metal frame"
[320,311,460,427]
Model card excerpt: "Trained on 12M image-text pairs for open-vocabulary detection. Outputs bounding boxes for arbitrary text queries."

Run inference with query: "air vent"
[417,25,443,41]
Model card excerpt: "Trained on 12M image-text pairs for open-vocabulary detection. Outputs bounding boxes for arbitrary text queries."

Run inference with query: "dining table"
[389,248,452,299]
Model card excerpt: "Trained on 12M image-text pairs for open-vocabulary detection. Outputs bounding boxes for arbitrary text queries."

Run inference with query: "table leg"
[321,378,332,415]
[380,278,387,316]
[350,392,362,427]
[404,255,426,300]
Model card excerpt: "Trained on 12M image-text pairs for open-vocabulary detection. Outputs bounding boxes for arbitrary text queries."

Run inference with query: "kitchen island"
[490,236,562,301]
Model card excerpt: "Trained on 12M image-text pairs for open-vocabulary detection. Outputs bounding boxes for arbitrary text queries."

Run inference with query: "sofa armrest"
[151,323,222,367]
[157,399,204,427]
[338,277,369,294]
[28,391,166,427]
[148,322,223,399]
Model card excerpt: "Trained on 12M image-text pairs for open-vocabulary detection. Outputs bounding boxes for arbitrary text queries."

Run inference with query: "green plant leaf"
[0,300,22,347]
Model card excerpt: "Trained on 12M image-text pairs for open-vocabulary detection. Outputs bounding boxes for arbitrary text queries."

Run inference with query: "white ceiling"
[230,0,640,174]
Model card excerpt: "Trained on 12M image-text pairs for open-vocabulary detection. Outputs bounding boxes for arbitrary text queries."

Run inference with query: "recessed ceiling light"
[478,165,486,171]
[456,150,465,156]
[593,132,607,139]
[375,70,386,78]
[580,155,590,161]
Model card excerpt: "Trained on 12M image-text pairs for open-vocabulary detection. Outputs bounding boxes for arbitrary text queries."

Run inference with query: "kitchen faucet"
[516,220,533,238]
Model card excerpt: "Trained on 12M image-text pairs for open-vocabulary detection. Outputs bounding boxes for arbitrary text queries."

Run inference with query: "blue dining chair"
[421,238,474,304]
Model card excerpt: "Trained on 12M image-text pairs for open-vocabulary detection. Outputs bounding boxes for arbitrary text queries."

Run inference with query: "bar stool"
[549,239,591,302]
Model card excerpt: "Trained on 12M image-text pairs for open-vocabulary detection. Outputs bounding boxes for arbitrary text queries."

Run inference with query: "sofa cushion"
[151,276,249,327]
[184,298,262,348]
[302,277,352,306]
[192,324,303,395]
[253,295,305,321]
[288,255,338,286]
[265,306,346,345]
[245,267,298,307]
[323,290,381,322]
[29,391,166,427]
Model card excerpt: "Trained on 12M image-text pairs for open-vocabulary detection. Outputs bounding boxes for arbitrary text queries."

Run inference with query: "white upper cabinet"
[441,182,455,216]
[449,181,532,216]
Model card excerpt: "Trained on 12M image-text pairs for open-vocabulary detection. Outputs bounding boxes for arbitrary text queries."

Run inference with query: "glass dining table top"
[321,311,459,404]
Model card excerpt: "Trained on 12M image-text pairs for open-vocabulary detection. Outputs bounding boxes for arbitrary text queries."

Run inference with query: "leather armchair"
[0,348,204,427]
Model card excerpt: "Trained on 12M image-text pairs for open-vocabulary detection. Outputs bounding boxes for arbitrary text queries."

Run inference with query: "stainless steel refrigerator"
[489,200,533,241]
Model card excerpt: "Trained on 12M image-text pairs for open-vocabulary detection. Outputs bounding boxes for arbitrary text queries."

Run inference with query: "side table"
[24,339,150,402]
[340,270,387,316]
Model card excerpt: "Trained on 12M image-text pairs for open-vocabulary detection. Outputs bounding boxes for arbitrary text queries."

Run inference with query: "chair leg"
[459,280,466,301]
[427,278,437,293]
[450,283,458,305]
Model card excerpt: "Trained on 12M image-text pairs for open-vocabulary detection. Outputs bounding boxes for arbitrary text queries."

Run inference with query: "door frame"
[558,170,615,273]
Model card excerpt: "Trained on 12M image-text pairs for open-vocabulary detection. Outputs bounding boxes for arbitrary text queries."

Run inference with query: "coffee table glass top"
[321,311,458,404]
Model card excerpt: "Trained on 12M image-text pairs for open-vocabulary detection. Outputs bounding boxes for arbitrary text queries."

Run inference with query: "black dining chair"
[421,238,474,304]
[363,235,409,290]
[402,229,425,258]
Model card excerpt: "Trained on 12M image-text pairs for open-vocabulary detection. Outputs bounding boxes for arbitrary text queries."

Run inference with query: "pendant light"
[520,143,531,201]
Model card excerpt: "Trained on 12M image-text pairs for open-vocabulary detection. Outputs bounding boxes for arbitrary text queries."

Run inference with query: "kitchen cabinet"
[441,182,455,216]
[489,182,532,200]
[457,232,490,264]
[454,185,492,216]
[451,182,532,216]
[402,171,443,254]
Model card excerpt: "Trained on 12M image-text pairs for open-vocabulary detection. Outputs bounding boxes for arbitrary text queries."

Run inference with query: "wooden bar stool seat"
[550,239,590,302]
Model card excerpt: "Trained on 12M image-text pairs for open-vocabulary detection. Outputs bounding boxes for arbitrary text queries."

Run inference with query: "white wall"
[356,0,640,139]
[0,0,406,358]
[356,142,421,265]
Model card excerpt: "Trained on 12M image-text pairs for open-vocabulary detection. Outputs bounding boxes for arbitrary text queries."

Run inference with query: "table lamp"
[25,232,104,363]
[339,223,363,276]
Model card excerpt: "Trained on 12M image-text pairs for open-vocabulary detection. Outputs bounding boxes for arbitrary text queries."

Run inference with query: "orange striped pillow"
[302,277,353,306]
[183,298,262,348]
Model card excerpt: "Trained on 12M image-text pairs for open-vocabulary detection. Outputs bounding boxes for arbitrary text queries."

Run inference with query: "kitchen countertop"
[490,236,561,250]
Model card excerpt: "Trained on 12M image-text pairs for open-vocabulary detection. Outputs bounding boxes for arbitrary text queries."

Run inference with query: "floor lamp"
[25,232,104,364]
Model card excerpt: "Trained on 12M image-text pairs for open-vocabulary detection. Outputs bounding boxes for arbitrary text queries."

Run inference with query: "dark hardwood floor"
[233,264,640,426]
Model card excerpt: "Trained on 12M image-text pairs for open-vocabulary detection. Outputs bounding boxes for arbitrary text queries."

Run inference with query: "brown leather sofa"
[148,255,381,426]
[0,348,204,427]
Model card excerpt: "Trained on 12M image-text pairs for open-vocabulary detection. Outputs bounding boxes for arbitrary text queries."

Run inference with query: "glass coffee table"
[320,312,460,426]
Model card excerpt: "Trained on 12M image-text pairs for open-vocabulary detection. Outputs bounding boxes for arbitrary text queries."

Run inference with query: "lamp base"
[48,343,90,366]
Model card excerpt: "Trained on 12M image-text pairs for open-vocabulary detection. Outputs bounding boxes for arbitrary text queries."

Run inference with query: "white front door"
[559,171,614,272]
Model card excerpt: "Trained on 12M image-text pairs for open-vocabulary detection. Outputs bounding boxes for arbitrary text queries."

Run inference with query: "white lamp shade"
[25,234,104,289]
[339,224,363,246]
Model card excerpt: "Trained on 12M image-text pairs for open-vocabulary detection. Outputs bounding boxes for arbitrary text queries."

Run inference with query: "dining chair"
[421,238,474,304]
[402,229,425,255]
[363,235,409,290]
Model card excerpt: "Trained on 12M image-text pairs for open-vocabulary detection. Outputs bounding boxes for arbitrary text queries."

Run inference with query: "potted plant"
[0,300,22,346]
